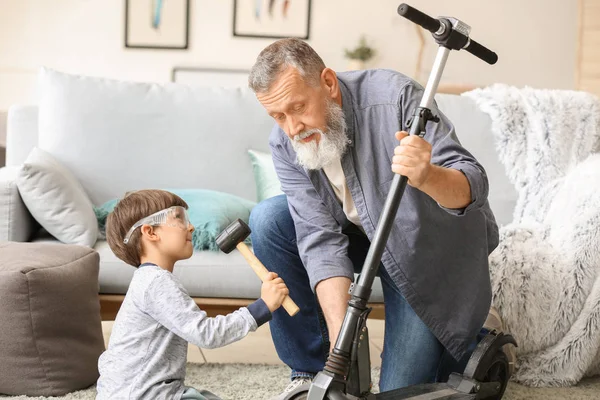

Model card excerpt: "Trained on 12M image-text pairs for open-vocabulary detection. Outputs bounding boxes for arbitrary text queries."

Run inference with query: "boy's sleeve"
[142,273,271,349]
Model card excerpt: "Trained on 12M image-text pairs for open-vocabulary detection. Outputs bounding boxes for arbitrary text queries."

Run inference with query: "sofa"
[0,68,517,320]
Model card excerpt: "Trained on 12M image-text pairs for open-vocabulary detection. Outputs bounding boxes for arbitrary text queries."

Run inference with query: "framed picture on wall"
[171,67,250,88]
[233,0,311,40]
[125,0,190,50]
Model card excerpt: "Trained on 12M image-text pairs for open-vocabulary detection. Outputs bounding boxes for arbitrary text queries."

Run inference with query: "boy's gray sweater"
[96,263,271,400]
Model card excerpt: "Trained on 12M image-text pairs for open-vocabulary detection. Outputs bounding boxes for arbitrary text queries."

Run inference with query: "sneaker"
[270,377,312,400]
[484,306,516,377]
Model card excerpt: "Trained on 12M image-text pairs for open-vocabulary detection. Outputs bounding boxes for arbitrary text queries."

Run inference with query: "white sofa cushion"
[16,147,98,247]
[36,67,273,206]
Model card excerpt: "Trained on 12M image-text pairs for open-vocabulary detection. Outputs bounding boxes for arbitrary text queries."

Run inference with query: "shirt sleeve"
[270,129,355,291]
[142,272,271,349]
[398,82,490,216]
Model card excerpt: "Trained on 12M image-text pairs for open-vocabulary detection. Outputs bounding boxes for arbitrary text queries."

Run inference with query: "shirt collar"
[338,77,356,148]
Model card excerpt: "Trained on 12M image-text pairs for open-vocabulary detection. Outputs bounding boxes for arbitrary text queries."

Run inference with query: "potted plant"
[344,36,376,70]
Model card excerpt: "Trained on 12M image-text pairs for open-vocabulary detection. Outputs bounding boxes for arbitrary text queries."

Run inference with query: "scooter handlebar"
[398,3,498,65]
[397,3,441,33]
[464,38,498,65]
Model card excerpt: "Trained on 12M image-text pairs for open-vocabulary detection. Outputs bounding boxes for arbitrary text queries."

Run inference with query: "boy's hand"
[261,272,289,312]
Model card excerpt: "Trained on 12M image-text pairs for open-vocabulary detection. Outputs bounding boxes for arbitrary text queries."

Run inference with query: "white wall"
[0,0,579,110]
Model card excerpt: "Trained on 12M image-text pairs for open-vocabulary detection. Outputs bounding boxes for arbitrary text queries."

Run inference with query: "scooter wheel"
[473,351,509,400]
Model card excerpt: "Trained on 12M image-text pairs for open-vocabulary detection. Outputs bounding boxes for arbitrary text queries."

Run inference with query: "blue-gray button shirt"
[269,69,499,360]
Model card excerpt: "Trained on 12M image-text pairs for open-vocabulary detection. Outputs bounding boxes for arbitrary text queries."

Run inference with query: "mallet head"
[215,218,252,254]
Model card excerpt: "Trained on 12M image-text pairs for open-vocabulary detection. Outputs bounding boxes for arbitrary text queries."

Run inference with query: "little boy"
[96,189,289,400]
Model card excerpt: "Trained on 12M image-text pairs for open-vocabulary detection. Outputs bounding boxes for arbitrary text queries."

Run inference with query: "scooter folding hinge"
[419,107,440,124]
[405,108,440,135]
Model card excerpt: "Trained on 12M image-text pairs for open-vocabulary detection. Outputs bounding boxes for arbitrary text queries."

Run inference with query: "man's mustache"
[294,129,322,142]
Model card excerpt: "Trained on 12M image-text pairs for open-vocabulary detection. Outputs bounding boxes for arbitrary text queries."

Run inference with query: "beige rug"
[1,363,599,400]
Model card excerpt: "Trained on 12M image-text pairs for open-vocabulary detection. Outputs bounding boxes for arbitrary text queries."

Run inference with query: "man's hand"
[392,131,432,188]
[393,131,472,209]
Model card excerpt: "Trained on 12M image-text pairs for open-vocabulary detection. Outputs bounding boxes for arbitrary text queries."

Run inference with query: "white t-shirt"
[323,158,363,230]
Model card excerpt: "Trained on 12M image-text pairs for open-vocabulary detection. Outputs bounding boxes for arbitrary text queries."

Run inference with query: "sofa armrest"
[0,166,38,242]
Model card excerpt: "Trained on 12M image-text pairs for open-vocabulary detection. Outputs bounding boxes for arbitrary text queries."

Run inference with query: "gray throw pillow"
[16,147,98,247]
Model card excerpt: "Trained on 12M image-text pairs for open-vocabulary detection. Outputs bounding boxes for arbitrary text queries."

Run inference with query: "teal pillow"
[94,189,256,251]
[94,198,119,240]
[248,149,284,202]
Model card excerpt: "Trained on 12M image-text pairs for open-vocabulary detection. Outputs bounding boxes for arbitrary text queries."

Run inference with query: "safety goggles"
[123,206,191,244]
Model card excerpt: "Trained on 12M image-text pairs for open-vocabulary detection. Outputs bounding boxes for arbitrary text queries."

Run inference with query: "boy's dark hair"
[106,189,188,267]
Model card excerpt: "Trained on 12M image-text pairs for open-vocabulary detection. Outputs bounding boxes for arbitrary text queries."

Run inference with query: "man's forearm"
[419,165,472,209]
[315,276,352,349]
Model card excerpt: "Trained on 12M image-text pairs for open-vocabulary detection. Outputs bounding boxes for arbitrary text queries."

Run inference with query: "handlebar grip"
[464,38,498,65]
[397,3,441,33]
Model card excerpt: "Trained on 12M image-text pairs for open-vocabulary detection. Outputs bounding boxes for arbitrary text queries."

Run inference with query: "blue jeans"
[250,195,475,392]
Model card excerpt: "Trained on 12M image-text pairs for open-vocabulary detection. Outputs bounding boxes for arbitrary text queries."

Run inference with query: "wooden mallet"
[215,219,300,316]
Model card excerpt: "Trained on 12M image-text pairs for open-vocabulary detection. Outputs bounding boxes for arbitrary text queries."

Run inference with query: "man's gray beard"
[291,100,349,170]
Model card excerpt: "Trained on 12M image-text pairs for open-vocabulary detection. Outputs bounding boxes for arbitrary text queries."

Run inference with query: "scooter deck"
[375,383,476,400]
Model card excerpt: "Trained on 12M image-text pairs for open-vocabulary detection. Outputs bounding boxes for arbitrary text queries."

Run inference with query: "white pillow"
[16,147,98,247]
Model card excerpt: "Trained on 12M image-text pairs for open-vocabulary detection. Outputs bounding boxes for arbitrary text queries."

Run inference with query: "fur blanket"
[464,85,600,387]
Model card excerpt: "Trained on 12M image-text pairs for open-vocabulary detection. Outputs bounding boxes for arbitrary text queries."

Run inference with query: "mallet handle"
[236,243,300,316]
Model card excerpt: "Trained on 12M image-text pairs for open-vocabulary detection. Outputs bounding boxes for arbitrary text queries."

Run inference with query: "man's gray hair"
[248,38,326,93]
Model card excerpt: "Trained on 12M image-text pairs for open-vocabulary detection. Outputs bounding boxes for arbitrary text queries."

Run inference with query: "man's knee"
[249,194,293,238]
